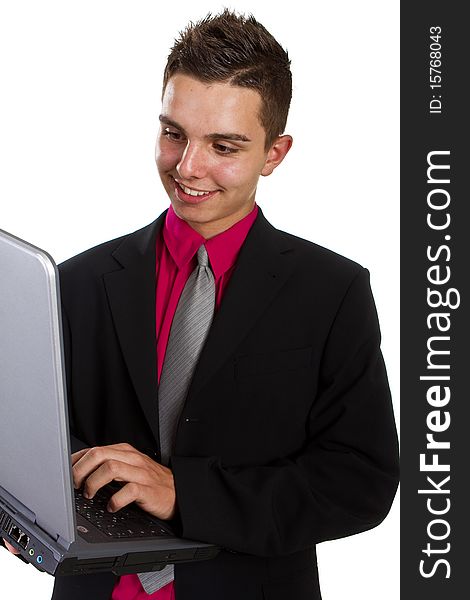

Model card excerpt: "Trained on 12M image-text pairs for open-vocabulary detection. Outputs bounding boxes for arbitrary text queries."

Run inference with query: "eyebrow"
[159,115,251,143]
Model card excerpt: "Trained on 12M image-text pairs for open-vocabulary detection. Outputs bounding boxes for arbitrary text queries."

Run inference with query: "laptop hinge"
[35,516,71,548]
[0,485,36,523]
[56,534,72,551]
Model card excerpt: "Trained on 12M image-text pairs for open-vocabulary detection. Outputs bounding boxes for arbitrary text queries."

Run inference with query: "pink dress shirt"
[111,203,259,600]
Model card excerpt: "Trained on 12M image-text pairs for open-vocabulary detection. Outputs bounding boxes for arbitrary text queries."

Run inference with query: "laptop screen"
[0,230,75,545]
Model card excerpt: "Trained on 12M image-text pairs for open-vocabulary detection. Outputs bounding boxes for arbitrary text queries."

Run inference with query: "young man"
[4,9,399,600]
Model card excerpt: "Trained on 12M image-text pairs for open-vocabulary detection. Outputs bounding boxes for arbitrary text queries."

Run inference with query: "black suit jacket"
[50,207,399,600]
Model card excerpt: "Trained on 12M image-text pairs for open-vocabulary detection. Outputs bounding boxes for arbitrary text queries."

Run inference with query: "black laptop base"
[56,544,218,576]
[1,503,219,577]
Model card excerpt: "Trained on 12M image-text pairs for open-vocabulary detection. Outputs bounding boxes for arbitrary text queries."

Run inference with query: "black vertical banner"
[401,3,468,599]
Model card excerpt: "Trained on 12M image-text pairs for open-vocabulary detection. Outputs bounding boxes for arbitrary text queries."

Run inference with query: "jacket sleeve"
[171,267,399,556]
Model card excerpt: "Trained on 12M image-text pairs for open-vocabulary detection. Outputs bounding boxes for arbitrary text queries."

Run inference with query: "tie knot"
[197,244,209,267]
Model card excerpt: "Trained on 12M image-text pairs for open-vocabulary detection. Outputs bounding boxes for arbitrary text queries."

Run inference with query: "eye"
[213,143,238,155]
[162,128,185,142]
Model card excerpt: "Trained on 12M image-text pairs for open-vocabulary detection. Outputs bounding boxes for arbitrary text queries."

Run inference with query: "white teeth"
[179,183,212,197]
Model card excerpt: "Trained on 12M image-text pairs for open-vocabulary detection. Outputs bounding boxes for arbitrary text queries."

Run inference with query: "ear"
[261,135,293,176]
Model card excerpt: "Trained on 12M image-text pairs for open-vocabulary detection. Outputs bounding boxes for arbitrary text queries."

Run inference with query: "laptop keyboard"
[74,484,172,539]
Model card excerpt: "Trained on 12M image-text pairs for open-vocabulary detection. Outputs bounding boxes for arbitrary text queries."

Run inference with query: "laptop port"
[18,532,29,550]
[2,516,11,533]
[9,524,29,550]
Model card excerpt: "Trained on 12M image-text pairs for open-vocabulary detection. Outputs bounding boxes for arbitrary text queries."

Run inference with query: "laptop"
[0,228,219,577]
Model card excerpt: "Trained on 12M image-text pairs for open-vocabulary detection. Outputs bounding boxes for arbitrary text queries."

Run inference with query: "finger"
[71,448,90,466]
[107,481,146,513]
[3,539,21,555]
[107,480,175,520]
[72,445,144,489]
[83,460,148,500]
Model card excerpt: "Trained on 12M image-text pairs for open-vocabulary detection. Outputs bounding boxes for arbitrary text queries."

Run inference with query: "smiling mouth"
[174,179,215,197]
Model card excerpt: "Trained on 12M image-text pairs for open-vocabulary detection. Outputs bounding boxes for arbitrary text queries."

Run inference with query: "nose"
[176,141,207,180]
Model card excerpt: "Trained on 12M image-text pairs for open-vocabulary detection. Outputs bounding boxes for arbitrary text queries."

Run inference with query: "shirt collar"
[163,203,259,279]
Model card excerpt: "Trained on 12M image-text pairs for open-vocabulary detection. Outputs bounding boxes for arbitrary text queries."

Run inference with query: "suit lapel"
[189,208,295,398]
[102,212,166,447]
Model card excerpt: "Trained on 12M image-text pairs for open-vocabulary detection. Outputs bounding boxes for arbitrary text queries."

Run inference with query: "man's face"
[155,74,284,238]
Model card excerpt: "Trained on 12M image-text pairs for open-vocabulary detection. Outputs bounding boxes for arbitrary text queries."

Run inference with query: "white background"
[0,1,399,598]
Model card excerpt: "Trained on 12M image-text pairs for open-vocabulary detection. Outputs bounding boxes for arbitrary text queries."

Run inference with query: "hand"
[2,539,20,555]
[72,443,176,520]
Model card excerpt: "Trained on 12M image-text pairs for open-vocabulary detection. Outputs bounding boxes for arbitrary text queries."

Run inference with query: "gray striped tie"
[138,244,215,594]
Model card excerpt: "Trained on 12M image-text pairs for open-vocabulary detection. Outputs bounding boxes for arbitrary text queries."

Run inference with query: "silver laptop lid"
[0,229,75,545]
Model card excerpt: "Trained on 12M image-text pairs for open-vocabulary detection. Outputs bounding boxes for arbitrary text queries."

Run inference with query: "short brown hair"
[163,9,292,150]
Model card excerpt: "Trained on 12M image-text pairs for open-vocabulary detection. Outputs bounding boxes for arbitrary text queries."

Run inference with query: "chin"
[170,198,205,216]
